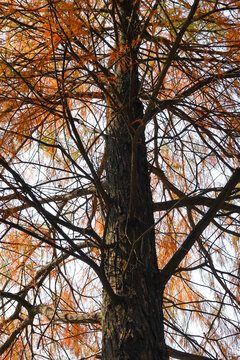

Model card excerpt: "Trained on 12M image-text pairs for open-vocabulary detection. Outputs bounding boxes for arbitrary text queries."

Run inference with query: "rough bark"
[101,1,169,358]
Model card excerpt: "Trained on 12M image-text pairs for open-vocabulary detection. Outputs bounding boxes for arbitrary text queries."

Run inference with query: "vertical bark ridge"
[101,1,169,359]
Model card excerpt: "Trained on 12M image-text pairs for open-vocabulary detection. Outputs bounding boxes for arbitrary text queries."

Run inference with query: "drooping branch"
[0,289,219,360]
[63,106,110,206]
[0,317,32,356]
[0,183,100,217]
[143,0,200,123]
[0,245,100,346]
[0,299,101,356]
[0,157,122,305]
[3,178,239,221]
[20,241,95,295]
[0,299,216,360]
[198,239,240,306]
[149,164,184,197]
[160,168,240,285]
[142,69,240,124]
[149,164,240,213]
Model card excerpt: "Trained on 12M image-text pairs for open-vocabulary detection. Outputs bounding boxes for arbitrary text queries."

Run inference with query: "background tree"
[0,0,240,359]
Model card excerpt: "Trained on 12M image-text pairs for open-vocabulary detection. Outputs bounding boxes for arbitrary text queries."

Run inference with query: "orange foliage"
[0,0,240,358]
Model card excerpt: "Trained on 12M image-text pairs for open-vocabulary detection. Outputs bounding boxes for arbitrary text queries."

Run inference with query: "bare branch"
[143,0,200,123]
[0,317,32,356]
[0,291,33,311]
[167,346,219,360]
[153,196,240,213]
[161,168,240,285]
[34,305,101,325]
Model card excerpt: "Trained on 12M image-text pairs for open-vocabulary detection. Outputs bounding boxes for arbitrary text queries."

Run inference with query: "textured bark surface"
[101,3,169,358]
[102,109,168,359]
[102,100,169,359]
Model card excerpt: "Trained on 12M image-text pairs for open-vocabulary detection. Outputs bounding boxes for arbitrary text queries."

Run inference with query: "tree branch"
[143,0,200,123]
[0,317,32,356]
[149,164,184,197]
[0,301,101,357]
[0,290,33,311]
[33,305,101,324]
[160,168,240,285]
[153,196,240,213]
[167,346,218,360]
[0,156,123,304]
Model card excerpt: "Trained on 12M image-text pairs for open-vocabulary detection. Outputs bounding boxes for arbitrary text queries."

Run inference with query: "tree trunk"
[102,118,169,358]
[101,2,169,358]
